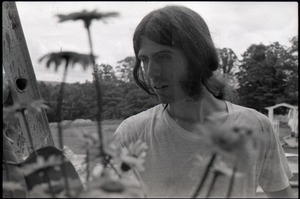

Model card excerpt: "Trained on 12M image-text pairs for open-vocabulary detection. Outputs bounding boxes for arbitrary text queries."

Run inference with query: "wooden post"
[3,2,54,154]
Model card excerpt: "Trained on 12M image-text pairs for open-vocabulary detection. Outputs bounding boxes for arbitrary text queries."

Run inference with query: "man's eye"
[157,54,171,60]
[139,56,148,63]
[140,58,148,66]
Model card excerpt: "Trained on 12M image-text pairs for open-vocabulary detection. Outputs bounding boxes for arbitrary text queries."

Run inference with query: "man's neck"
[167,88,228,124]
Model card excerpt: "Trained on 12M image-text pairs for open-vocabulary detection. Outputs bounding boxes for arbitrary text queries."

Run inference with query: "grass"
[50,120,295,154]
[50,119,122,154]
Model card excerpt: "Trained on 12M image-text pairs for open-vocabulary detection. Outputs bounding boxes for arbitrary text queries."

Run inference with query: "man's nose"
[146,60,161,79]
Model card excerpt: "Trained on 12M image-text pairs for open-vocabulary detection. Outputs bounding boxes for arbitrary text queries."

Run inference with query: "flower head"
[206,124,255,150]
[57,9,119,28]
[39,51,95,71]
[204,123,262,162]
[3,100,49,124]
[120,140,148,172]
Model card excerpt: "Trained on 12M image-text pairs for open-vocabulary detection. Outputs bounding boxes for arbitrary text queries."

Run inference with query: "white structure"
[287,108,298,136]
[265,103,298,135]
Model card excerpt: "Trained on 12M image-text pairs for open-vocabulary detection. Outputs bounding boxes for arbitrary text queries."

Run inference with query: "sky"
[12,1,298,83]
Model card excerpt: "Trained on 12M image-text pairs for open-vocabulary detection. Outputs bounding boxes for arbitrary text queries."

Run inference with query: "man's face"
[138,37,189,103]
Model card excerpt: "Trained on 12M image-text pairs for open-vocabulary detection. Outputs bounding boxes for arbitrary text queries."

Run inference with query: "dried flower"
[204,123,260,160]
[57,9,119,28]
[39,51,95,71]
[3,100,49,123]
[120,140,148,172]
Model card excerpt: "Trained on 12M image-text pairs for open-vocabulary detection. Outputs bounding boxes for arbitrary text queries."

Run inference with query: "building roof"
[265,103,298,110]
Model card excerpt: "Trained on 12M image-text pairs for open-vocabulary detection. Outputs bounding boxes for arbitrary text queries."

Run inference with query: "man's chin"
[157,95,174,104]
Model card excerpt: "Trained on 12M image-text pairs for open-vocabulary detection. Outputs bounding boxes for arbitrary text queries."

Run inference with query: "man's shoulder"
[119,104,163,129]
[113,104,163,145]
[228,102,272,127]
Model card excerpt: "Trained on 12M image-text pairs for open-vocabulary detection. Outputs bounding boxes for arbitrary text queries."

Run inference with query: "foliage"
[236,40,298,113]
[38,58,158,122]
[115,56,136,83]
[3,8,151,198]
[283,36,298,105]
[217,48,240,88]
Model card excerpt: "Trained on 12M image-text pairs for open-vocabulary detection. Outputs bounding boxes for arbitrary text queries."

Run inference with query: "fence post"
[3,2,54,154]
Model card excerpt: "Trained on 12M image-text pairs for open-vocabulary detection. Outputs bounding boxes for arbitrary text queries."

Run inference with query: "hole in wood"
[16,78,28,92]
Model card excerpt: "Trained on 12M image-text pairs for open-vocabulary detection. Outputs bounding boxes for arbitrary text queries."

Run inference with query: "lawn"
[50,119,122,154]
[49,119,295,155]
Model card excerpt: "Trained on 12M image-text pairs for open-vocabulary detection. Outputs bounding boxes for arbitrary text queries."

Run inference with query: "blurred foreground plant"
[191,124,260,198]
[2,7,150,198]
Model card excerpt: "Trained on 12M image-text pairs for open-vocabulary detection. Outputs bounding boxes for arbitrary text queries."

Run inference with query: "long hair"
[133,5,237,102]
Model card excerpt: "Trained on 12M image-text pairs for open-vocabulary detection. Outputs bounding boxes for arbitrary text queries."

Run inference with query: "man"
[113,5,293,198]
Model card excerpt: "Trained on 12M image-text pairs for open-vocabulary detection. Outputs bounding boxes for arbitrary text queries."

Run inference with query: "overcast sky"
[15,1,298,83]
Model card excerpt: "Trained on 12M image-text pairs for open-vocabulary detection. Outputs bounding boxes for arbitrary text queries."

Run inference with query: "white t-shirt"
[113,101,292,197]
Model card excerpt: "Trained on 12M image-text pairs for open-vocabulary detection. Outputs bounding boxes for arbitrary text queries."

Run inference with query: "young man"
[113,5,293,198]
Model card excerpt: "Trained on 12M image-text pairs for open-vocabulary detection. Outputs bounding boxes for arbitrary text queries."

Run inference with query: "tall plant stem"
[226,161,238,198]
[205,171,221,198]
[191,152,217,198]
[56,63,68,150]
[85,148,90,188]
[108,162,122,178]
[85,25,104,160]
[56,63,71,197]
[132,168,148,198]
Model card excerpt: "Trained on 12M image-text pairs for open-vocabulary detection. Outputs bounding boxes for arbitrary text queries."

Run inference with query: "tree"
[115,82,158,118]
[283,36,298,105]
[217,48,240,88]
[217,48,239,75]
[96,63,117,82]
[115,56,135,83]
[236,42,289,113]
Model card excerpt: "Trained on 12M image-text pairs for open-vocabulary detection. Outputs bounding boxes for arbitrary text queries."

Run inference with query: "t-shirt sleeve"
[113,119,133,149]
[258,116,293,192]
[112,117,142,150]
